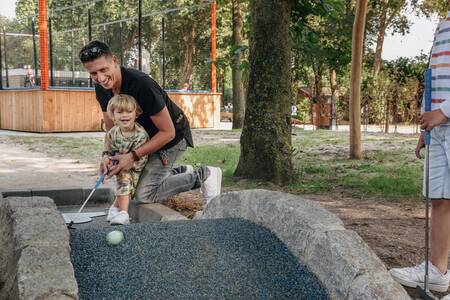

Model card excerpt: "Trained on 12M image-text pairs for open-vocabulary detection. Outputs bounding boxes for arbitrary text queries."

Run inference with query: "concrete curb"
[1,187,114,206]
[0,194,78,299]
[199,189,411,300]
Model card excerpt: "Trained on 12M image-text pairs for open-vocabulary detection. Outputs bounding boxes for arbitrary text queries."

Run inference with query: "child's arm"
[101,133,114,174]
[132,131,150,171]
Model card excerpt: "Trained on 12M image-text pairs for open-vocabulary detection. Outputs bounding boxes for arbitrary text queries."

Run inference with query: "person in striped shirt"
[390,12,450,293]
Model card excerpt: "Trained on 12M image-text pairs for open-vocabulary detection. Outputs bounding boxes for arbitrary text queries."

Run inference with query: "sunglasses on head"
[79,46,106,62]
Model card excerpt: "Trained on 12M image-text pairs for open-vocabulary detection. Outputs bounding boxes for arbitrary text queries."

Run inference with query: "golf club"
[67,171,107,229]
[416,69,438,300]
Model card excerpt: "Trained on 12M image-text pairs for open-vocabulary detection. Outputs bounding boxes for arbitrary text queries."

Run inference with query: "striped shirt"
[429,12,450,119]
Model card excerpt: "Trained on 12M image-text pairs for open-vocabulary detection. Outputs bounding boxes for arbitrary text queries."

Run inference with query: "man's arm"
[107,107,175,177]
[103,112,114,132]
[135,107,175,157]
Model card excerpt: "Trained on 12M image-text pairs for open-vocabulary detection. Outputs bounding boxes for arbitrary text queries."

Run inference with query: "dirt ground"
[0,129,440,299]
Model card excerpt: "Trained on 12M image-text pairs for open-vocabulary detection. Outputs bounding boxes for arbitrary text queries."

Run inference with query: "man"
[79,41,221,223]
[389,12,450,294]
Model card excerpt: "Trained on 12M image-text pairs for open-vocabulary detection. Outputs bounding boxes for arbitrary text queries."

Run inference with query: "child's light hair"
[107,94,142,120]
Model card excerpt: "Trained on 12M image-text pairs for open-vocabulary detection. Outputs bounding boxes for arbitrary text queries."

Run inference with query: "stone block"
[17,245,77,299]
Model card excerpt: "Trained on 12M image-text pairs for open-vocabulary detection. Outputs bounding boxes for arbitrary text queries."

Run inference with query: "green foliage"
[413,0,449,18]
[0,0,434,127]
[181,143,240,186]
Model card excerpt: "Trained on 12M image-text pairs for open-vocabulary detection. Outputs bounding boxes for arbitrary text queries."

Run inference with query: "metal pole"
[71,31,75,86]
[71,1,75,86]
[424,68,432,294]
[31,19,38,85]
[88,5,92,87]
[3,27,9,88]
[138,0,142,71]
[162,17,165,89]
[0,30,3,89]
[103,25,106,43]
[38,0,49,90]
[119,22,123,65]
[88,7,92,41]
[48,15,54,87]
[119,0,123,64]
[211,0,217,92]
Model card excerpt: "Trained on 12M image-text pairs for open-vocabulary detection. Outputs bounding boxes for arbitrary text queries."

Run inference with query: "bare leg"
[116,195,130,213]
[430,199,450,273]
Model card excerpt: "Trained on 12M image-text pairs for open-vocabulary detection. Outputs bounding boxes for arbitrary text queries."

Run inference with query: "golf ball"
[106,230,124,245]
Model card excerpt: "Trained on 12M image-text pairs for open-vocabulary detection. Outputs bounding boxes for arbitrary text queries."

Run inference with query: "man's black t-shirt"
[95,67,193,150]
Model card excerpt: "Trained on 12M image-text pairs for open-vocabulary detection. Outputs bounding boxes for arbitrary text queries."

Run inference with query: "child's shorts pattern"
[116,170,141,198]
[423,125,450,199]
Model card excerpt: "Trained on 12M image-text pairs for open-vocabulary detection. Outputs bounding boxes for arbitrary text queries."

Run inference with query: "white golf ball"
[106,230,124,246]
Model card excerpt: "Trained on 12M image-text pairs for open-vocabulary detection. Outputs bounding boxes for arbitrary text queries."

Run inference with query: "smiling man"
[79,40,222,210]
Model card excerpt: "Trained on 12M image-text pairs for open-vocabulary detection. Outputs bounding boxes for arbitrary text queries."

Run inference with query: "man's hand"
[415,133,425,159]
[106,153,134,178]
[100,156,111,175]
[420,109,448,131]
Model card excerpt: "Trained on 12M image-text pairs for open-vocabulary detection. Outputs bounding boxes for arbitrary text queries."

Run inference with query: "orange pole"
[211,0,217,92]
[38,0,49,90]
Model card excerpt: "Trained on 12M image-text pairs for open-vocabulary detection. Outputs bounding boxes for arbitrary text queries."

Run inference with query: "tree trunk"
[313,63,323,104]
[234,0,293,184]
[179,23,196,88]
[330,69,337,129]
[385,96,390,133]
[349,0,368,159]
[231,0,245,129]
[372,2,388,76]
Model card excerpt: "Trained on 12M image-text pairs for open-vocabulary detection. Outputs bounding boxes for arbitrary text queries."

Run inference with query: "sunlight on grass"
[181,144,240,186]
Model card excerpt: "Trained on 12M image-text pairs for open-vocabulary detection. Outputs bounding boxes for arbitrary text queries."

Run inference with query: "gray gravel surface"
[70,218,329,300]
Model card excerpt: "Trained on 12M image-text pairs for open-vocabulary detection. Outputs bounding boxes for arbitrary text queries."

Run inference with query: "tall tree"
[234,0,292,184]
[291,0,352,129]
[231,0,245,129]
[350,0,369,159]
[368,0,409,76]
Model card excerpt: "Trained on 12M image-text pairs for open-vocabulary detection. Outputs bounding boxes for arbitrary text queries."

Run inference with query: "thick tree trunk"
[231,0,245,129]
[234,0,293,184]
[349,0,368,159]
[372,3,388,76]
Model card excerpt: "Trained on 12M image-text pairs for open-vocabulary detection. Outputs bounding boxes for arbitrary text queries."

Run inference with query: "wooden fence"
[0,89,221,132]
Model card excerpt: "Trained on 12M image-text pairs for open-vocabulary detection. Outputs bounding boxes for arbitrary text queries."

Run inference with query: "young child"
[102,94,149,225]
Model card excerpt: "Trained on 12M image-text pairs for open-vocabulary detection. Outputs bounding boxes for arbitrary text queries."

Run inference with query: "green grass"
[0,129,424,202]
[181,143,240,186]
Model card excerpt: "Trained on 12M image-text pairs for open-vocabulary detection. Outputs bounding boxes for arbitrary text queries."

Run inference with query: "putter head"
[416,286,438,300]
[67,220,75,230]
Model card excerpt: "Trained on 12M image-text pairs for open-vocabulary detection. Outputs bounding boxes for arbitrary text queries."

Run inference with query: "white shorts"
[423,125,450,199]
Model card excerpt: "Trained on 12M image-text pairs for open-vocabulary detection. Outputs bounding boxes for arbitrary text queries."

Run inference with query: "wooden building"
[0,89,221,132]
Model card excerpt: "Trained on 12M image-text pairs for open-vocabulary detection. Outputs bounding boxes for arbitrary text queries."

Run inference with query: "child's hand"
[420,109,448,131]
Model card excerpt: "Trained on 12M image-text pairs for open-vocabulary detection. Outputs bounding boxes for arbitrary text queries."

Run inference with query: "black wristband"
[131,150,140,161]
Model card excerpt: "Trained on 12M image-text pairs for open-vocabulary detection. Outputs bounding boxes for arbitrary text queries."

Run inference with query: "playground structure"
[0,0,221,132]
